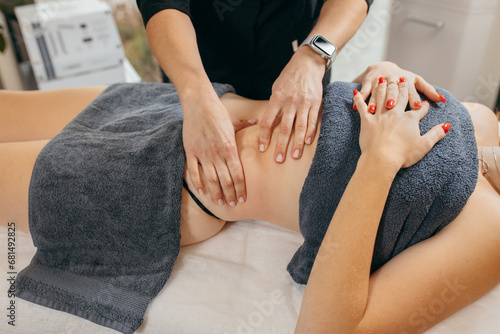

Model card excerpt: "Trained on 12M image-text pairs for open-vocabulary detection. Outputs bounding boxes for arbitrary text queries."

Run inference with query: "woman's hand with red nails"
[352,61,443,113]
[353,79,449,171]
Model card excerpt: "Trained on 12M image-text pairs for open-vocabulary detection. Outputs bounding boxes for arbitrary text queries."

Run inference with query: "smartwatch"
[299,35,337,71]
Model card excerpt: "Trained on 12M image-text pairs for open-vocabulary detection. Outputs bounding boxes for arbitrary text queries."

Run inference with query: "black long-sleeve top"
[136,0,374,99]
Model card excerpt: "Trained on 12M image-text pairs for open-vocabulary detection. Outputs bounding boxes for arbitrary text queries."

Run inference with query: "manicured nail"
[238,196,245,203]
[306,137,312,145]
[368,105,376,114]
[248,118,257,124]
[413,101,422,109]
[438,93,446,103]
[386,99,395,108]
[229,201,235,207]
[353,89,358,96]
[378,77,386,84]
[198,188,204,196]
[218,199,224,206]
[442,123,451,134]
[276,153,283,163]
[259,144,265,152]
[293,149,300,159]
[399,77,406,83]
[353,105,357,111]
[423,100,429,104]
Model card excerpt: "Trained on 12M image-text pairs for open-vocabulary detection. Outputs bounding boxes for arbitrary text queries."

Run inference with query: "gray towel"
[287,82,478,284]
[16,82,234,334]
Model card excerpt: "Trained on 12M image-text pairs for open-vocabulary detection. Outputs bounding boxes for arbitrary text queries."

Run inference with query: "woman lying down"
[1,61,499,334]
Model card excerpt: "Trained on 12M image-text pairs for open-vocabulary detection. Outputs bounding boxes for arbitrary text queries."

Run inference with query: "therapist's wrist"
[295,44,329,73]
[177,76,219,106]
[179,84,223,119]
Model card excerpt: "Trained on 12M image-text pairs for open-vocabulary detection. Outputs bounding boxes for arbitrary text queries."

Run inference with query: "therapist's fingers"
[213,160,238,207]
[304,102,321,147]
[226,154,247,205]
[202,160,225,206]
[259,102,281,152]
[212,135,247,206]
[291,107,309,159]
[274,106,296,163]
[186,154,205,196]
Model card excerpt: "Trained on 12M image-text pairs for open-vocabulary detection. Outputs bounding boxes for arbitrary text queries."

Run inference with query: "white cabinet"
[386,0,500,108]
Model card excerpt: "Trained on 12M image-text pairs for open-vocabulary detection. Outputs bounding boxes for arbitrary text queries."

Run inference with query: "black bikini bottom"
[182,179,221,220]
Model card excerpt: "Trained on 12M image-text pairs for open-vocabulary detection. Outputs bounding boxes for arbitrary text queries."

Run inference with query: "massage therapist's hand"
[259,46,325,163]
[353,61,446,113]
[353,78,450,171]
[182,94,251,207]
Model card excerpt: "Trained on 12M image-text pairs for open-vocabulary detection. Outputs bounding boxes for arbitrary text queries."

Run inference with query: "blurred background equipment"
[0,0,141,90]
[15,0,136,90]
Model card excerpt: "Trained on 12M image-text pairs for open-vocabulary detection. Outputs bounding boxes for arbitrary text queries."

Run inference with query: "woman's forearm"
[146,9,217,102]
[295,153,398,333]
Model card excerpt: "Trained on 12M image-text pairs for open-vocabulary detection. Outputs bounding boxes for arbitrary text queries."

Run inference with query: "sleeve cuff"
[136,0,190,27]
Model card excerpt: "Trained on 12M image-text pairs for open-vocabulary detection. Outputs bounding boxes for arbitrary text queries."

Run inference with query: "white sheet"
[1,220,499,333]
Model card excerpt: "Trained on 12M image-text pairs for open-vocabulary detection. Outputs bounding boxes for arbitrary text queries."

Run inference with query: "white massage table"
[1,220,500,333]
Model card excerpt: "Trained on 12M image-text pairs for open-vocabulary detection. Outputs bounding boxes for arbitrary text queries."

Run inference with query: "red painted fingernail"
[368,105,376,114]
[353,105,357,111]
[399,77,406,83]
[378,77,386,84]
[386,99,395,108]
[353,89,359,96]
[413,101,422,109]
[442,123,451,134]
[438,93,446,103]
[423,100,429,104]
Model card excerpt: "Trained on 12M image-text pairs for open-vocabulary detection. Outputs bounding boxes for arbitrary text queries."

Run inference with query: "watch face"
[313,36,336,57]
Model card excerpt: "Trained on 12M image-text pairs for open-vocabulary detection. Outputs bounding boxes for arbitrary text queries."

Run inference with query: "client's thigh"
[0,140,48,232]
[0,87,106,143]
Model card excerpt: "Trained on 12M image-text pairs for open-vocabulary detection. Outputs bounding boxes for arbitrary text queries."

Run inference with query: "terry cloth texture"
[287,81,479,285]
[16,82,234,334]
